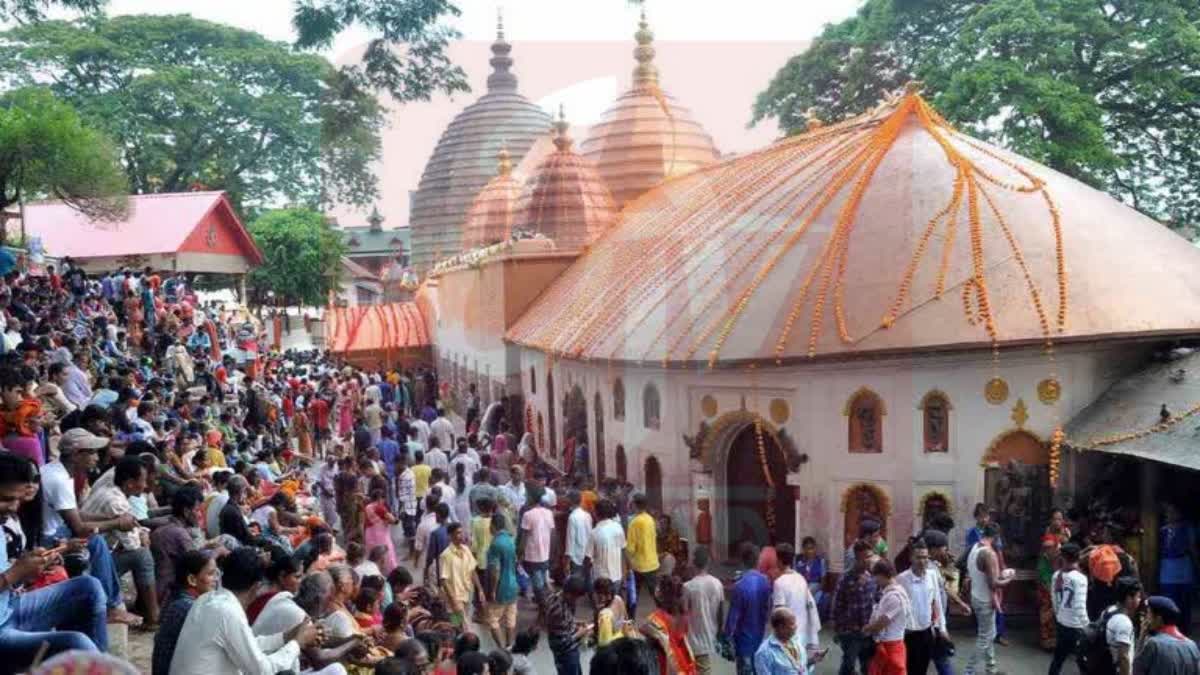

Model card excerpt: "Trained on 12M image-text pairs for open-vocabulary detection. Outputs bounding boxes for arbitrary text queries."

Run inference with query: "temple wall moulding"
[685,409,805,473]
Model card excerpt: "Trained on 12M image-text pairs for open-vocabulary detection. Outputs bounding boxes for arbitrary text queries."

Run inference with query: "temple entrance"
[563,385,588,475]
[725,424,793,557]
[984,431,1051,568]
[645,456,664,513]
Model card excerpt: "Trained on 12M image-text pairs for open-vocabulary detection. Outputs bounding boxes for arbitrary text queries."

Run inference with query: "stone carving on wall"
[683,420,710,461]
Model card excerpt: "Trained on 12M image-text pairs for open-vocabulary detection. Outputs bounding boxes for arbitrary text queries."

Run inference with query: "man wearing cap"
[1135,596,1200,675]
[41,427,144,625]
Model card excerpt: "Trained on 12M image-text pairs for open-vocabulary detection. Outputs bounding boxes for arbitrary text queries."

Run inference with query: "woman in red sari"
[640,576,697,675]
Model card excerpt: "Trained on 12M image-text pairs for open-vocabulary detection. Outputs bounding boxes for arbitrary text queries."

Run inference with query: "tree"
[752,0,1200,233]
[0,0,103,23]
[292,0,469,103]
[0,87,126,234]
[246,207,345,308]
[0,14,385,212]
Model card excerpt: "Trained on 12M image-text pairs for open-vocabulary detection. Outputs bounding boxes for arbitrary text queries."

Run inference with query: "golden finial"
[804,107,824,132]
[632,4,658,89]
[497,140,512,175]
[553,104,572,151]
[904,80,925,96]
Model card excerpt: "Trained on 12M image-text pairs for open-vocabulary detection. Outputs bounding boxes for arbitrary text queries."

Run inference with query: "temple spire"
[487,5,517,91]
[553,104,573,152]
[632,6,658,90]
[497,140,512,175]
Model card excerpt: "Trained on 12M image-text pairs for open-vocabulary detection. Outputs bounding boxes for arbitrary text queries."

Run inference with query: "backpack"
[1078,605,1120,675]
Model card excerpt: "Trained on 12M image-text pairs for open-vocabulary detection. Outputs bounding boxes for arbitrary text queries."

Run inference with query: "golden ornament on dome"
[700,395,718,418]
[985,377,1009,405]
[769,398,790,425]
[1037,378,1061,405]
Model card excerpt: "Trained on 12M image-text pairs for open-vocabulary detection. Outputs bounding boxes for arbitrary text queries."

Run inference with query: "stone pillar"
[238,273,248,304]
[1140,461,1161,592]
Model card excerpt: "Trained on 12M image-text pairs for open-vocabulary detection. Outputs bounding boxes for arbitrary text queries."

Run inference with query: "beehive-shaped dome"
[580,11,720,210]
[461,146,523,250]
[515,108,618,251]
[408,16,551,272]
[509,91,1200,365]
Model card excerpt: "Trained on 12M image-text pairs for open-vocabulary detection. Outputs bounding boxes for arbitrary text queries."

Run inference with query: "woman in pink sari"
[363,488,398,575]
[337,387,354,438]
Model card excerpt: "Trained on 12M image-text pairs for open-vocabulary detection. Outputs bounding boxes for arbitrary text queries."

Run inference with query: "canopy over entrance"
[326,302,432,371]
[22,191,263,274]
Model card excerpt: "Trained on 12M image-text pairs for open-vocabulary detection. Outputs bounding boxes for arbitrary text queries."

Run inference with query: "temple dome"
[515,108,618,251]
[508,92,1200,365]
[461,145,523,250]
[408,15,552,272]
[579,11,720,210]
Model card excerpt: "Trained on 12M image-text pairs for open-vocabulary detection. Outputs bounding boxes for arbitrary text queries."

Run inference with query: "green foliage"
[292,0,469,103]
[0,14,384,212]
[0,0,103,23]
[0,86,126,219]
[247,207,345,307]
[752,0,1200,232]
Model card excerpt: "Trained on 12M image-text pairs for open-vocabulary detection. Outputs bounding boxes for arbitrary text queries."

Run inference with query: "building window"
[530,366,536,395]
[643,382,661,430]
[846,388,884,453]
[920,390,951,453]
[613,379,625,421]
[616,444,628,482]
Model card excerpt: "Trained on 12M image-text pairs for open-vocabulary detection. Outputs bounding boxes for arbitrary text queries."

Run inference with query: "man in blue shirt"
[487,513,520,650]
[725,542,773,675]
[378,426,401,485]
[423,502,452,585]
[0,452,108,668]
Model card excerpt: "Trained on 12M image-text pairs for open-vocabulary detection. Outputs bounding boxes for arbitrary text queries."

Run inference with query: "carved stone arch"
[982,429,1046,466]
[920,389,952,453]
[700,410,781,471]
[918,389,953,411]
[840,483,892,547]
[917,489,954,527]
[843,386,888,416]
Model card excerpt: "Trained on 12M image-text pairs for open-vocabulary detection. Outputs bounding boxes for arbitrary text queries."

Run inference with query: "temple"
[411,13,1200,600]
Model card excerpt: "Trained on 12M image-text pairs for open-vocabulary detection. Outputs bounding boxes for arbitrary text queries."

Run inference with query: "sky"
[77,0,863,56]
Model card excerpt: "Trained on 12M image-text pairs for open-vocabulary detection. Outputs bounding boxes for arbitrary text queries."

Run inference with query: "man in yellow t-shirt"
[439,522,484,627]
[412,450,432,503]
[625,492,660,609]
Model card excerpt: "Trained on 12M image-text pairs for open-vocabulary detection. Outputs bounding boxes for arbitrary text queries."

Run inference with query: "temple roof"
[408,14,552,272]
[515,108,618,252]
[508,92,1200,366]
[461,145,523,251]
[342,225,409,257]
[579,10,719,210]
[326,302,429,354]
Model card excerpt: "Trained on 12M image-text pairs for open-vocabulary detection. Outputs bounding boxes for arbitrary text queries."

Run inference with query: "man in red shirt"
[309,395,331,455]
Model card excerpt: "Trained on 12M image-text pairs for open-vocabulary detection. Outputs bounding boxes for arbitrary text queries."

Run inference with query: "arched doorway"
[616,444,628,482]
[594,392,606,480]
[563,386,588,475]
[644,456,664,514]
[725,424,794,557]
[984,430,1051,568]
[843,484,889,548]
[546,373,557,458]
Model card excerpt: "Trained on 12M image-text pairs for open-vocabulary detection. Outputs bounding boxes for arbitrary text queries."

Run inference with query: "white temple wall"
[517,342,1147,565]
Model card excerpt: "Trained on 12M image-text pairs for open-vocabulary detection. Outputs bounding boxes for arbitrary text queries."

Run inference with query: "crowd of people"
[0,257,1197,675]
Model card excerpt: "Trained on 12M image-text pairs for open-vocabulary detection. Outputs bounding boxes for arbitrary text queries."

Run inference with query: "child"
[510,628,540,675]
[354,585,383,629]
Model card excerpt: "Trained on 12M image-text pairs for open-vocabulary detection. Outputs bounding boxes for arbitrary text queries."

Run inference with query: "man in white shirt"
[41,428,142,626]
[565,490,593,582]
[425,437,449,473]
[1104,577,1142,675]
[431,470,458,523]
[413,494,440,567]
[772,543,822,651]
[79,455,160,627]
[895,538,947,674]
[501,465,527,516]
[1050,543,1090,675]
[684,547,725,675]
[410,416,431,451]
[171,546,320,675]
[430,408,454,455]
[586,499,626,583]
[205,470,233,538]
[864,559,911,669]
